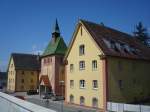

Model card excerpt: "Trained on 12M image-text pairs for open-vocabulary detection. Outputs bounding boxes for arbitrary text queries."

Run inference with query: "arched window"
[92,97,98,108]
[70,94,74,103]
[80,96,85,105]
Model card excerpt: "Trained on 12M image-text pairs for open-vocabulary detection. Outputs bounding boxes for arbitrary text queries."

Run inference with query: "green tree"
[133,22,150,47]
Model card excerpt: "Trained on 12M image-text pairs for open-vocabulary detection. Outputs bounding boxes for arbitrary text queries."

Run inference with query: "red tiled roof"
[40,75,51,87]
[80,20,150,60]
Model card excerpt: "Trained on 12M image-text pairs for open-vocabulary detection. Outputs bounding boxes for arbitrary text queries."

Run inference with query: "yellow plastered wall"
[107,57,150,103]
[7,58,16,91]
[66,24,104,109]
[16,70,38,92]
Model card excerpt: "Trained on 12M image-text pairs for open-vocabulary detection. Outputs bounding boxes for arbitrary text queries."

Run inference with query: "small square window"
[118,80,123,89]
[79,45,85,55]
[22,71,24,75]
[21,79,24,83]
[31,79,33,83]
[70,64,74,72]
[79,61,85,70]
[92,60,97,70]
[80,80,85,88]
[93,80,98,89]
[70,80,74,88]
[21,85,24,90]
[31,72,34,75]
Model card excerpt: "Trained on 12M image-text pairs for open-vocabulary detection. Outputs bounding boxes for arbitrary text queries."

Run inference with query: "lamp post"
[59,80,64,112]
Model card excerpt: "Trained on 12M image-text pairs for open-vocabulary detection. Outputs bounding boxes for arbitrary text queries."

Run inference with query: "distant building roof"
[10,53,40,70]
[0,72,7,79]
[65,19,150,61]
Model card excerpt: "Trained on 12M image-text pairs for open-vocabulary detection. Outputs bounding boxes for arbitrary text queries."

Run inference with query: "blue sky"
[0,0,150,71]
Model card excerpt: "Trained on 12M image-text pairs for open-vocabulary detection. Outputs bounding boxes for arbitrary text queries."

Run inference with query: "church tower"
[39,19,67,96]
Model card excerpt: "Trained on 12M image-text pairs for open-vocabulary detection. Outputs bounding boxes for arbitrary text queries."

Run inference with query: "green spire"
[42,19,67,57]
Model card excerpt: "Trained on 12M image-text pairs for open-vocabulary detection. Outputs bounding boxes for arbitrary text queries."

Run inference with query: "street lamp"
[59,80,64,112]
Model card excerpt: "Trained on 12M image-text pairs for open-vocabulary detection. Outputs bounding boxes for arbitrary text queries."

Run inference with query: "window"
[70,64,74,72]
[31,79,33,83]
[79,45,85,55]
[21,85,24,90]
[93,80,98,89]
[92,60,97,70]
[21,79,24,83]
[22,71,24,75]
[70,94,74,103]
[80,96,85,105]
[70,80,74,88]
[47,58,50,63]
[80,80,85,88]
[92,98,98,108]
[30,85,34,90]
[118,80,123,89]
[79,61,85,70]
[110,40,115,49]
[44,58,46,64]
[118,61,123,71]
[31,72,34,75]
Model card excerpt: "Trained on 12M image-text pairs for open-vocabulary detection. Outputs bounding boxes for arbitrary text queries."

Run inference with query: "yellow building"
[64,20,150,111]
[7,53,40,92]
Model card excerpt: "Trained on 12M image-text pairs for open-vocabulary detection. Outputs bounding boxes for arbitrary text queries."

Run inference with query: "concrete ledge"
[0,92,56,112]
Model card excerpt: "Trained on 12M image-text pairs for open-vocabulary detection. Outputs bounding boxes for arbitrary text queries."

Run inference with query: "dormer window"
[131,47,137,55]
[110,40,115,49]
[79,45,85,55]
[103,38,111,48]
[110,40,120,52]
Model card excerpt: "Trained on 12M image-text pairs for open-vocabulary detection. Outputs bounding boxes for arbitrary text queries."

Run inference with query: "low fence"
[0,92,56,112]
[107,102,150,112]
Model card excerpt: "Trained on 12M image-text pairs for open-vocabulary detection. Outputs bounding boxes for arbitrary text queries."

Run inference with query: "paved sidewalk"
[10,92,101,112]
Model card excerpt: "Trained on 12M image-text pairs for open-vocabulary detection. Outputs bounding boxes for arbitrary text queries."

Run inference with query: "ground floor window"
[80,96,85,105]
[92,97,98,108]
[70,94,74,103]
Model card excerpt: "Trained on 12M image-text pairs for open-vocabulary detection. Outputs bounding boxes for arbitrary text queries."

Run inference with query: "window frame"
[79,45,85,56]
[80,80,85,89]
[70,64,74,72]
[79,61,85,70]
[70,80,74,88]
[92,60,97,71]
[93,80,98,89]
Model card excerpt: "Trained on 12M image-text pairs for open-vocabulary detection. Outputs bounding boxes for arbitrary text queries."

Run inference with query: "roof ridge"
[12,53,38,56]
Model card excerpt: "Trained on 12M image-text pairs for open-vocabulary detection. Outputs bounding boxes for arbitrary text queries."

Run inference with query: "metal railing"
[107,102,150,112]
